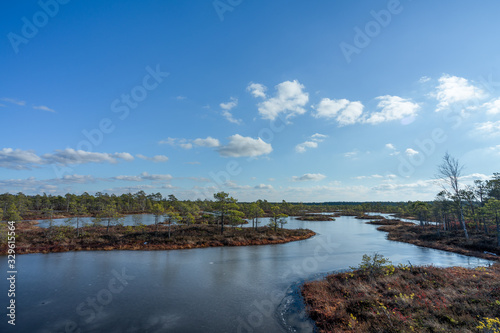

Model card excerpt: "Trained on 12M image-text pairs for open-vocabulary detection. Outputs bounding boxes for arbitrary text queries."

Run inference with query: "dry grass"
[302,263,500,332]
[0,222,315,254]
[372,221,500,261]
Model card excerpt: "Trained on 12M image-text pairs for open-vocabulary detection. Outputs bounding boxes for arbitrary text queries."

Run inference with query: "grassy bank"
[368,219,499,261]
[302,256,500,332]
[0,222,315,255]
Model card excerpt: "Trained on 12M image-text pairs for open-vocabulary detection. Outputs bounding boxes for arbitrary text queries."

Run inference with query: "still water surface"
[0,215,492,332]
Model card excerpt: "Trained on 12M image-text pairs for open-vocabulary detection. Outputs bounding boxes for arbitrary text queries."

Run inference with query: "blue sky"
[1,0,500,202]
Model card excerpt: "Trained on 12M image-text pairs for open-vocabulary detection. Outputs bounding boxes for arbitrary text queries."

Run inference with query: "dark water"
[0,216,492,332]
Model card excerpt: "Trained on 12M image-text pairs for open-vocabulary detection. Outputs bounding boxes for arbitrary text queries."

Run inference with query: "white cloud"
[140,172,172,181]
[344,151,358,158]
[114,175,143,182]
[419,76,431,83]
[43,149,134,165]
[365,95,420,124]
[313,98,364,126]
[220,97,241,124]
[136,154,168,162]
[482,98,500,115]
[292,173,326,182]
[113,172,172,182]
[405,148,419,156]
[193,137,220,147]
[220,98,237,111]
[0,148,44,170]
[33,105,55,112]
[254,184,273,190]
[256,80,309,120]
[434,74,486,111]
[1,97,26,106]
[311,133,328,141]
[295,133,328,153]
[295,141,317,153]
[247,82,267,98]
[0,148,136,169]
[473,121,500,137]
[218,134,272,157]
[159,137,193,149]
[385,143,396,150]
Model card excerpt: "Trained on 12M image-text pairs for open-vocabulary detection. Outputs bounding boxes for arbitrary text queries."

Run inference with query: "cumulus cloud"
[292,173,326,182]
[193,137,220,147]
[365,95,420,124]
[136,154,169,162]
[295,133,328,153]
[218,134,272,157]
[254,80,309,120]
[482,98,500,115]
[313,98,364,126]
[434,74,486,111]
[0,148,44,170]
[246,82,267,98]
[405,148,419,156]
[220,97,241,124]
[385,143,396,150]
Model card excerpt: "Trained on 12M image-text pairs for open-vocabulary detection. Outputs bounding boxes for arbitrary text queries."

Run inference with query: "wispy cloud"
[295,133,328,153]
[136,154,169,162]
[220,97,241,124]
[292,173,326,182]
[1,97,26,106]
[33,105,56,112]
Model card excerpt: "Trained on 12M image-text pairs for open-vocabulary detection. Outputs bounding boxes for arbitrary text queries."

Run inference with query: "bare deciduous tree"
[436,152,469,240]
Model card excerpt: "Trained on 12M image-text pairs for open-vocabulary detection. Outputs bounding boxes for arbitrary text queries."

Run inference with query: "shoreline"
[0,223,315,255]
[366,219,499,261]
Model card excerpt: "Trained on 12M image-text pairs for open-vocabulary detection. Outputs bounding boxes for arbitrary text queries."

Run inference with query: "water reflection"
[0,215,493,333]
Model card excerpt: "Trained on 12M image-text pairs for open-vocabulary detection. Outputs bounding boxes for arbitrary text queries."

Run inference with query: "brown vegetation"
[302,262,500,332]
[0,222,315,255]
[370,220,500,261]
